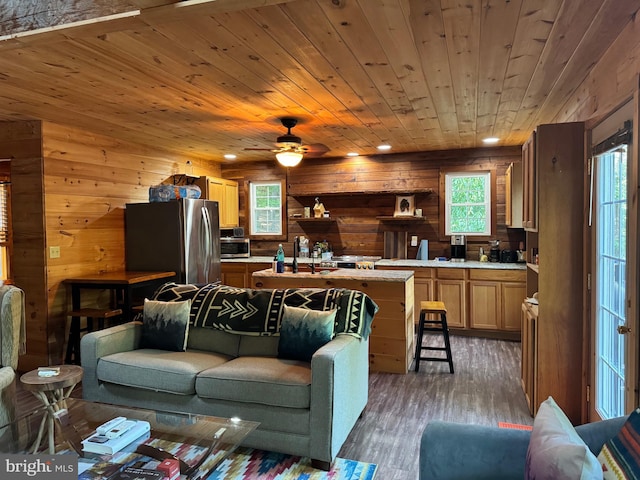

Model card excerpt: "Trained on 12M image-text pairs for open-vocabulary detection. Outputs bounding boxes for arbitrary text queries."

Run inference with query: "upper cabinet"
[195,176,239,228]
[505,161,523,228]
[522,132,537,231]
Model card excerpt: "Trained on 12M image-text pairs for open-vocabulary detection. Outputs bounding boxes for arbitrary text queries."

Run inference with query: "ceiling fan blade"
[301,143,330,157]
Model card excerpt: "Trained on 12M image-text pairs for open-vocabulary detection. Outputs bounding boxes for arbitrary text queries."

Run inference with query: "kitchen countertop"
[223,256,526,270]
[252,267,414,282]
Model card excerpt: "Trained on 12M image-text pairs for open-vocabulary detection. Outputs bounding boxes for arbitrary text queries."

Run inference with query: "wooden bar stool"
[414,301,454,373]
[65,308,122,365]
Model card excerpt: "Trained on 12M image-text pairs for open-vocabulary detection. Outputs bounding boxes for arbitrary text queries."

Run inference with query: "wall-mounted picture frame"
[394,195,415,217]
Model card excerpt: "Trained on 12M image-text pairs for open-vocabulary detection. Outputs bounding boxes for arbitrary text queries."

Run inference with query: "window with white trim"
[445,171,491,236]
[249,181,284,236]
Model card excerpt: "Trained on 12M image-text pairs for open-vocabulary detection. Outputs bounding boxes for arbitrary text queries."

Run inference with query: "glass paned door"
[595,145,628,419]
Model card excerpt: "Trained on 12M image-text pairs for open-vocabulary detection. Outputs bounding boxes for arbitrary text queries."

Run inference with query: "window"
[249,180,286,237]
[0,179,10,280]
[444,171,492,236]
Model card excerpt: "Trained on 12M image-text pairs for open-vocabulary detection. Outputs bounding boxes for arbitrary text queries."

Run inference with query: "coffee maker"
[450,235,466,262]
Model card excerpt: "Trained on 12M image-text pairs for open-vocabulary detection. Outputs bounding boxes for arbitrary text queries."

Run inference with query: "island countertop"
[252,267,414,282]
[224,256,526,271]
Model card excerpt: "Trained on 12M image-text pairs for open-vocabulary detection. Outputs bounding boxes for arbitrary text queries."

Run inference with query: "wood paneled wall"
[222,146,526,259]
[2,120,221,371]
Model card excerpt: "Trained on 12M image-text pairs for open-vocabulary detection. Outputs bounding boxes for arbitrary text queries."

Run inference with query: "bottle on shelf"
[292,236,299,274]
[276,244,285,273]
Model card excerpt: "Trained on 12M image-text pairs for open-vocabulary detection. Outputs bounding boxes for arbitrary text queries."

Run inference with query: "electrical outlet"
[410,236,418,247]
[49,246,60,259]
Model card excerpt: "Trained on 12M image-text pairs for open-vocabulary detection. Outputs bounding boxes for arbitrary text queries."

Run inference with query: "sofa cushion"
[525,396,602,480]
[186,327,240,357]
[237,335,279,357]
[278,305,336,362]
[97,349,231,395]
[140,299,191,352]
[598,407,640,479]
[195,356,311,409]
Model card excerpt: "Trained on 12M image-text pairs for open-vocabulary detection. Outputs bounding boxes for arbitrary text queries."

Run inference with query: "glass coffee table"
[0,396,258,480]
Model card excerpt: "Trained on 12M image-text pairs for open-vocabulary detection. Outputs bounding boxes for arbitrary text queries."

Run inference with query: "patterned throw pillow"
[140,299,191,352]
[599,408,640,479]
[525,396,602,480]
[277,305,337,362]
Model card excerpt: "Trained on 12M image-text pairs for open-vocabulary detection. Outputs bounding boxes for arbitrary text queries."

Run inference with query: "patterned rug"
[206,447,378,480]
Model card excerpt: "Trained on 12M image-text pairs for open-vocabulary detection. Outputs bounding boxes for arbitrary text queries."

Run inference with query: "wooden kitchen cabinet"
[522,122,585,423]
[435,268,467,329]
[522,131,537,231]
[469,269,526,333]
[521,301,537,414]
[221,262,270,288]
[195,176,239,228]
[505,161,523,228]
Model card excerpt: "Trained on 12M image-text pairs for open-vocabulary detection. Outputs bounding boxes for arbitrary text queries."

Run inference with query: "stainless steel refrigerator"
[125,199,221,284]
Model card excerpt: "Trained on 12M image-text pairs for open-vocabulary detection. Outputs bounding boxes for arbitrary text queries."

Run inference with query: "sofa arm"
[576,416,626,454]
[80,322,142,399]
[420,421,532,480]
[310,334,369,464]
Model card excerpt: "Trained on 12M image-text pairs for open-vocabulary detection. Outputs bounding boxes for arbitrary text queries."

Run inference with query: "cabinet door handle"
[255,282,263,288]
[361,282,368,288]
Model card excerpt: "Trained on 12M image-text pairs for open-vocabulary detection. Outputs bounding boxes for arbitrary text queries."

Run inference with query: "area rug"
[206,447,378,480]
[498,421,533,431]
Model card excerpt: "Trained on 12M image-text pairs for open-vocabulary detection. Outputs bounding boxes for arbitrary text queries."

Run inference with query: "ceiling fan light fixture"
[276,151,303,167]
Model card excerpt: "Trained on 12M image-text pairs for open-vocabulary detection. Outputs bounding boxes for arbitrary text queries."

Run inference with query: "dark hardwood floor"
[16,335,530,480]
[338,335,533,480]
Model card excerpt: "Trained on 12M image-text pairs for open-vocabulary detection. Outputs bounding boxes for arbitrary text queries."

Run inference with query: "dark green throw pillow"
[140,298,191,352]
[278,305,337,362]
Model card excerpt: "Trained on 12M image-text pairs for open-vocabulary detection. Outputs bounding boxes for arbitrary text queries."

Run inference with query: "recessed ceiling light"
[347,152,359,157]
[377,144,391,151]
[482,137,500,144]
[224,154,237,160]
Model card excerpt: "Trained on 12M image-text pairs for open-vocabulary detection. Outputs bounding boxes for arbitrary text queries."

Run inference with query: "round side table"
[19,364,84,454]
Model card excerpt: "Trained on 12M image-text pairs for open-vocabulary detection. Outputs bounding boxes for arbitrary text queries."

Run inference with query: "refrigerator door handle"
[201,206,212,282]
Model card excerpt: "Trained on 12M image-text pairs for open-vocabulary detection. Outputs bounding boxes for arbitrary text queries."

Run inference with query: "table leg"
[31,414,46,454]
[28,385,79,454]
[123,286,132,323]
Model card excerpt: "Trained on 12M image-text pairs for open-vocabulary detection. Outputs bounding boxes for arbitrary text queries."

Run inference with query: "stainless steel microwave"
[220,238,250,258]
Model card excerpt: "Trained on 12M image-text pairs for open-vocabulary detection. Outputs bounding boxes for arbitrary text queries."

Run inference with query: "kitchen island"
[252,268,414,374]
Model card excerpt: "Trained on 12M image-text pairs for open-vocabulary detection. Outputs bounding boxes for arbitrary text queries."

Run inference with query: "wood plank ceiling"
[0,0,637,163]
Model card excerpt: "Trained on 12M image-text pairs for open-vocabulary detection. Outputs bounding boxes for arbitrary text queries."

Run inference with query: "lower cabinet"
[378,265,525,337]
[435,269,467,329]
[221,262,270,288]
[521,301,538,415]
[469,269,526,333]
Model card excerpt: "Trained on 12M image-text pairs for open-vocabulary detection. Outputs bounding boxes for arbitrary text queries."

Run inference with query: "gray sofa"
[81,284,377,469]
[419,416,626,479]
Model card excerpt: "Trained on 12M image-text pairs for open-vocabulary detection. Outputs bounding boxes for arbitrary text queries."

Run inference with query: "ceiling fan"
[244,117,329,167]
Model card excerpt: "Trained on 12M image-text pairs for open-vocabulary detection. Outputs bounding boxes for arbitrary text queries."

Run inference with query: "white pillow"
[525,397,603,480]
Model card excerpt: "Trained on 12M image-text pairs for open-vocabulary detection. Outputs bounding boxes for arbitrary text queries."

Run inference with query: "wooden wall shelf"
[291,217,335,222]
[376,216,426,221]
